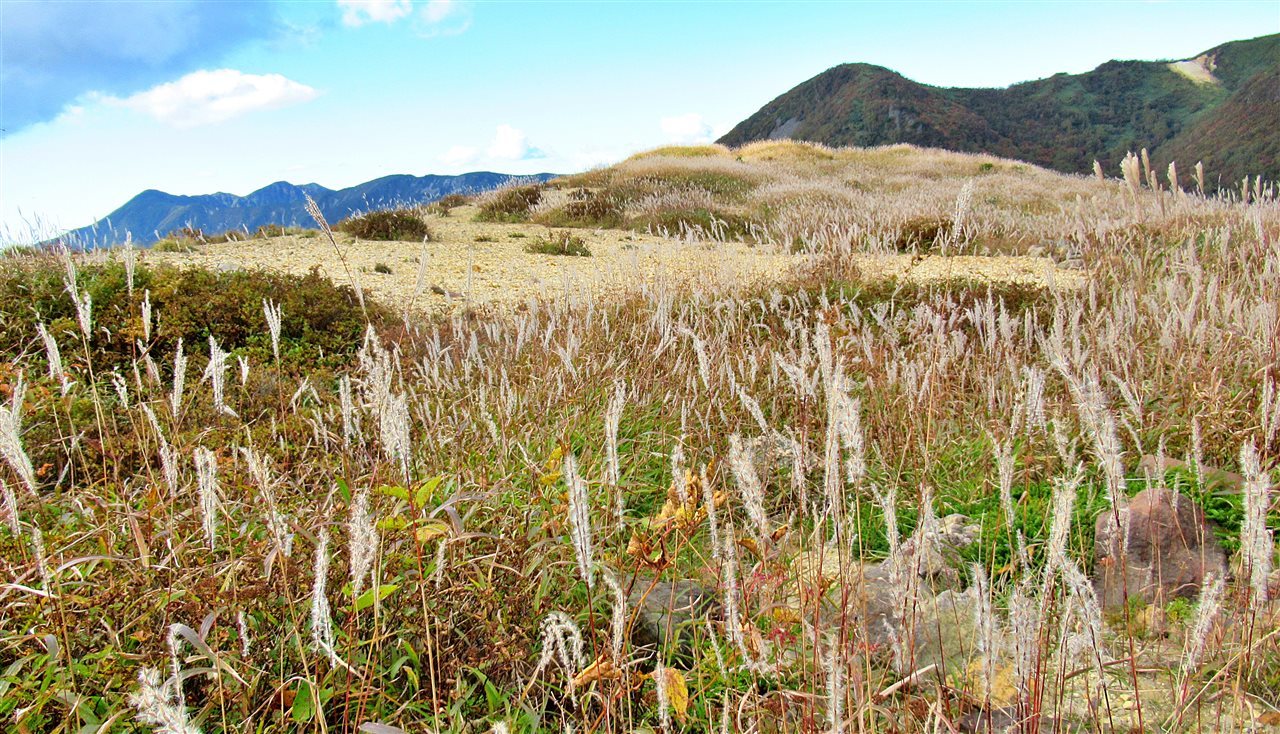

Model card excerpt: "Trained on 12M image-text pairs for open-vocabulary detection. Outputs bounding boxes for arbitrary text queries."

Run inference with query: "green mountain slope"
[719,34,1279,184]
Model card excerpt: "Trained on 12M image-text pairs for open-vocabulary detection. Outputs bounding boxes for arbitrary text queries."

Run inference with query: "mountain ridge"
[62,171,558,248]
[720,34,1279,185]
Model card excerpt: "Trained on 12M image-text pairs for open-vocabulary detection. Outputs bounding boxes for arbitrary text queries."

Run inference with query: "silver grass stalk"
[202,336,236,418]
[1167,161,1180,193]
[728,433,769,545]
[824,638,845,734]
[122,235,136,294]
[142,404,179,498]
[309,529,353,672]
[671,443,687,504]
[263,299,283,363]
[533,611,585,690]
[1194,161,1205,195]
[1181,574,1224,673]
[31,525,52,589]
[111,370,129,407]
[0,398,37,494]
[1059,558,1104,677]
[1239,442,1273,608]
[128,668,200,734]
[971,563,997,698]
[654,660,672,732]
[380,392,411,481]
[600,568,627,661]
[737,387,770,435]
[1093,160,1105,182]
[36,323,71,395]
[790,434,809,516]
[1045,467,1082,578]
[142,290,153,343]
[1,476,17,533]
[604,379,626,519]
[237,610,252,658]
[873,484,900,557]
[240,445,293,558]
[993,434,1016,530]
[837,394,866,488]
[564,451,595,588]
[170,338,186,416]
[702,464,722,559]
[237,356,249,386]
[348,484,378,596]
[193,448,220,550]
[62,258,93,341]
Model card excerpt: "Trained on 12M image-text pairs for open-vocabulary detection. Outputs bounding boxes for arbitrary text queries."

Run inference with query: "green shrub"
[893,215,954,250]
[534,189,625,229]
[525,231,591,257]
[428,193,471,216]
[374,263,393,274]
[152,237,202,253]
[627,207,755,240]
[337,209,433,242]
[475,234,496,242]
[254,223,287,239]
[0,257,393,375]
[475,185,542,223]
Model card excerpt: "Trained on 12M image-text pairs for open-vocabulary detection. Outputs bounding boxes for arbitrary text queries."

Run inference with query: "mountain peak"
[719,34,1278,184]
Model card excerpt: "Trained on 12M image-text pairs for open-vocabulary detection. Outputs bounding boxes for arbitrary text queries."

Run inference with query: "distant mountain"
[720,34,1279,185]
[61,171,558,248]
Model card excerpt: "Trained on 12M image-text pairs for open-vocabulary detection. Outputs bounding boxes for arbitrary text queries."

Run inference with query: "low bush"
[627,207,755,240]
[337,209,433,242]
[428,193,471,216]
[524,230,591,256]
[475,185,543,223]
[533,189,625,228]
[0,256,393,375]
[893,215,954,250]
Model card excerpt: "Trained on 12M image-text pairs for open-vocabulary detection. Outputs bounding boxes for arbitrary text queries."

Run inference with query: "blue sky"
[1,0,1276,240]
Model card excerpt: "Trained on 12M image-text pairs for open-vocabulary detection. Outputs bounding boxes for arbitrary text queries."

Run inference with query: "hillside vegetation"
[0,143,1277,733]
[720,34,1279,186]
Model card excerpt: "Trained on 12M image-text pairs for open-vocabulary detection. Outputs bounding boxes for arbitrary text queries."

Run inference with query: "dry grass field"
[0,142,1276,733]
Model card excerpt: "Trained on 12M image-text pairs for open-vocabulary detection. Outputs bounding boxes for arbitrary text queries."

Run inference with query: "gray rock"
[1093,487,1228,609]
[626,577,720,652]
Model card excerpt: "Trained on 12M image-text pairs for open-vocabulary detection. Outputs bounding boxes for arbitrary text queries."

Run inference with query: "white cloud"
[439,145,478,167]
[660,113,719,144]
[422,0,457,23]
[102,69,318,128]
[338,0,412,27]
[486,124,545,161]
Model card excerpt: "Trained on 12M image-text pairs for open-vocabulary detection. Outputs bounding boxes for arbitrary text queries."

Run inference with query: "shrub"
[475,234,496,242]
[428,193,471,216]
[374,263,393,274]
[337,209,433,242]
[533,189,625,229]
[254,223,287,239]
[151,238,199,253]
[475,185,542,223]
[0,257,393,375]
[525,230,591,257]
[893,215,954,250]
[627,207,755,240]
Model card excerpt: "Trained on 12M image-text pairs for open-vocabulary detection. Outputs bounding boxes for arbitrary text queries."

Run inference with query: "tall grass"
[0,144,1277,733]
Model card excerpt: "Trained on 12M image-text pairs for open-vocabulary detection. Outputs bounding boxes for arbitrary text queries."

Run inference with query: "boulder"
[626,577,720,653]
[1093,487,1227,610]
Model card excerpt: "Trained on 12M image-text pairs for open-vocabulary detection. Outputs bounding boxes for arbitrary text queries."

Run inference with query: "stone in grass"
[626,576,720,654]
[1093,487,1227,610]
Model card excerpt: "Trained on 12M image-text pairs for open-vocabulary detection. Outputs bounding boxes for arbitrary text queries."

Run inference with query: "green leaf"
[414,477,442,509]
[378,485,410,502]
[353,584,399,612]
[292,680,314,723]
[336,478,351,504]
[376,516,410,531]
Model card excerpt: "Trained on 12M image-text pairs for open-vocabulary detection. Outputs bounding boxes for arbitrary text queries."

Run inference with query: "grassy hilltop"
[0,142,1278,732]
[720,34,1280,186]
